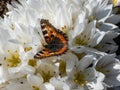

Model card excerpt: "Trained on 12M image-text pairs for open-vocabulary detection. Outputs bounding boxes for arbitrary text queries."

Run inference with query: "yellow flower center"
[72,52,86,60]
[4,50,21,67]
[32,85,40,90]
[61,25,69,36]
[59,60,66,76]
[24,47,32,52]
[11,24,15,30]
[96,65,110,74]
[40,70,53,82]
[75,33,90,46]
[112,0,118,6]
[62,25,67,33]
[88,16,95,23]
[37,64,55,82]
[74,71,88,86]
[28,59,37,67]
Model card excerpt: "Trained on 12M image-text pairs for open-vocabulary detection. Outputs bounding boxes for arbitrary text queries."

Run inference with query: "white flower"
[65,54,101,90]
[84,0,112,22]
[50,77,70,90]
[5,78,33,90]
[0,16,41,56]
[27,74,55,90]
[86,72,106,90]
[0,30,35,82]
[8,0,73,31]
[2,74,55,90]
[94,31,119,54]
[95,54,120,87]
[83,0,118,31]
[106,14,120,25]
[60,52,77,73]
[3,48,27,79]
[0,65,7,84]
[69,12,105,47]
[36,62,58,83]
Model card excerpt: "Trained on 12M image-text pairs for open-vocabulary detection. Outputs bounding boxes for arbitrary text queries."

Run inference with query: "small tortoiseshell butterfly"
[34,19,68,59]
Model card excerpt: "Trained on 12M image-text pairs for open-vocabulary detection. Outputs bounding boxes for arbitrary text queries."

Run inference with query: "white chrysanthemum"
[86,72,106,90]
[106,14,120,26]
[0,29,36,83]
[84,0,112,22]
[65,54,103,90]
[95,54,120,87]
[27,74,55,90]
[1,74,55,90]
[94,31,119,53]
[0,15,41,56]
[50,77,70,90]
[0,42,24,80]
[5,78,33,90]
[69,11,105,47]
[7,0,73,31]
[83,0,118,31]
[1,46,28,78]
[36,62,59,83]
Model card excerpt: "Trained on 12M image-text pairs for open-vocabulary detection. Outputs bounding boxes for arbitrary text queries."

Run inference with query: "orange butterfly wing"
[34,19,68,59]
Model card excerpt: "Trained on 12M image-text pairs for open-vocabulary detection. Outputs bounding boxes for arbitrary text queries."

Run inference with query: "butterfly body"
[34,19,68,59]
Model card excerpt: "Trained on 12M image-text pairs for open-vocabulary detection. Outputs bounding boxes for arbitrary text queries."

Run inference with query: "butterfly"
[34,19,68,59]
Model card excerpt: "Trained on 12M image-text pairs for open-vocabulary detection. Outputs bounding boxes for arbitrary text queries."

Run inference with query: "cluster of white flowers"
[0,0,120,90]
